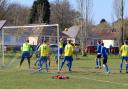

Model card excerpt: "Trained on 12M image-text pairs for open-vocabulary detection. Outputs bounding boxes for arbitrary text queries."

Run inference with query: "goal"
[0,24,60,72]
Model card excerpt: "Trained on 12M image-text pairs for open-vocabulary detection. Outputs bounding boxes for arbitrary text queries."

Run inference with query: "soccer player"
[38,40,49,72]
[101,43,110,74]
[34,43,41,67]
[59,38,64,59]
[60,40,74,72]
[119,40,128,73]
[95,41,102,69]
[73,44,80,60]
[20,40,33,69]
[55,38,64,64]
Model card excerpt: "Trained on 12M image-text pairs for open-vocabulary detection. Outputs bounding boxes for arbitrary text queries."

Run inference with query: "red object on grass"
[52,75,69,79]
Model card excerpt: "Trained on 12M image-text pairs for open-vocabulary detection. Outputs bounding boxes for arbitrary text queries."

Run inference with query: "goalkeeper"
[20,39,33,69]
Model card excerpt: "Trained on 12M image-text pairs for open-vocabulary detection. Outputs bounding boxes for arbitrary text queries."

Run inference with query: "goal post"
[1,24,60,72]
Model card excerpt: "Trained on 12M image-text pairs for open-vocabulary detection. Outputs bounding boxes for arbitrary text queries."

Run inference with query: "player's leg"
[44,56,48,72]
[38,56,43,71]
[25,52,31,69]
[59,48,63,59]
[60,56,66,71]
[103,57,109,73]
[67,56,73,71]
[95,54,99,68]
[20,52,25,67]
[27,58,31,69]
[125,58,128,73]
[120,57,124,73]
[34,58,39,66]
[20,57,25,68]
[98,54,102,68]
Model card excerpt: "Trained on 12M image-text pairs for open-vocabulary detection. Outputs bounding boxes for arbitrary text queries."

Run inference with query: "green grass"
[0,53,128,89]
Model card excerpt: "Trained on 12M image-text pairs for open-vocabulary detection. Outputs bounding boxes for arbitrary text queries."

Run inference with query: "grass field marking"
[69,75,128,86]
[8,57,17,66]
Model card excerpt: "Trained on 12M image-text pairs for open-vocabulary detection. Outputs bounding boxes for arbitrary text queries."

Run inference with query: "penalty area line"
[69,75,128,86]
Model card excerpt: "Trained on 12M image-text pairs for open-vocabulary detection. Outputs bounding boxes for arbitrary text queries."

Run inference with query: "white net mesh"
[0,24,60,71]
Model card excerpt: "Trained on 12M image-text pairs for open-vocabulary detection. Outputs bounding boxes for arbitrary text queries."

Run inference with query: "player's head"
[68,40,72,44]
[101,43,104,46]
[43,40,47,43]
[97,40,101,44]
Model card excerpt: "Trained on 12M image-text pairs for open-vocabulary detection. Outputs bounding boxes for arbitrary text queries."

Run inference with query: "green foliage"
[29,0,50,24]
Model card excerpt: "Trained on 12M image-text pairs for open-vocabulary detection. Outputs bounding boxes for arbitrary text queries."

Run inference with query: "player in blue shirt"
[34,43,41,67]
[101,43,110,74]
[95,41,102,69]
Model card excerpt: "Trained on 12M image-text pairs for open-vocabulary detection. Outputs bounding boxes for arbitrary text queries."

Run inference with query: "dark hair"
[97,40,101,44]
[26,39,29,43]
[43,40,47,43]
[68,40,72,44]
[101,43,104,46]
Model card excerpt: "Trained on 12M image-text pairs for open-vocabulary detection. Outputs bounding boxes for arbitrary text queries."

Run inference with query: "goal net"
[0,24,60,71]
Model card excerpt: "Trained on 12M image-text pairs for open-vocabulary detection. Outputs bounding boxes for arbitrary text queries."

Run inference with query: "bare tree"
[5,3,30,25]
[113,0,125,45]
[76,0,93,56]
[0,0,8,19]
[50,0,78,31]
[113,0,125,20]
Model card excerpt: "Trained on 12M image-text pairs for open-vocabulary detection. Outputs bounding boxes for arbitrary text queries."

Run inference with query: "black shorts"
[103,58,107,64]
[97,54,101,58]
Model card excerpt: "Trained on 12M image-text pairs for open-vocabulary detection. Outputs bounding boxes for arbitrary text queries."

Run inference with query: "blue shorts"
[62,56,73,63]
[39,56,48,63]
[21,51,30,59]
[59,48,63,54]
[121,56,128,61]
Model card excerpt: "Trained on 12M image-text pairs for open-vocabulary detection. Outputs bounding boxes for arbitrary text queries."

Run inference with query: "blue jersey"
[35,45,40,51]
[96,44,102,54]
[101,46,108,58]
[35,44,40,57]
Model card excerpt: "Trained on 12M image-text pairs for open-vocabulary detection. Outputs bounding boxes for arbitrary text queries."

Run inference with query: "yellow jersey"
[59,41,63,48]
[120,44,128,56]
[38,43,49,56]
[21,42,30,52]
[64,43,73,56]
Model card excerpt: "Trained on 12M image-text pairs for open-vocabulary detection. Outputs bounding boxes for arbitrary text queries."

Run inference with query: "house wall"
[86,38,101,46]
[29,37,38,45]
[103,40,114,48]
[103,40,119,48]
[86,39,119,48]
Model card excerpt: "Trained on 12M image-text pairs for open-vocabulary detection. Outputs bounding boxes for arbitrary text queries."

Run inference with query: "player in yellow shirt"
[120,40,128,73]
[59,38,64,58]
[20,40,33,69]
[60,40,74,72]
[38,40,49,72]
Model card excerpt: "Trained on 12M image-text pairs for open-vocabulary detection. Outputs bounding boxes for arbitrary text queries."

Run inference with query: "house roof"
[0,20,6,30]
[90,27,117,40]
[62,26,80,38]
[62,25,117,40]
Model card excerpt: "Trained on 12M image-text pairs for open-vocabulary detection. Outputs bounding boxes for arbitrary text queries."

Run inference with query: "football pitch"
[0,53,128,89]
